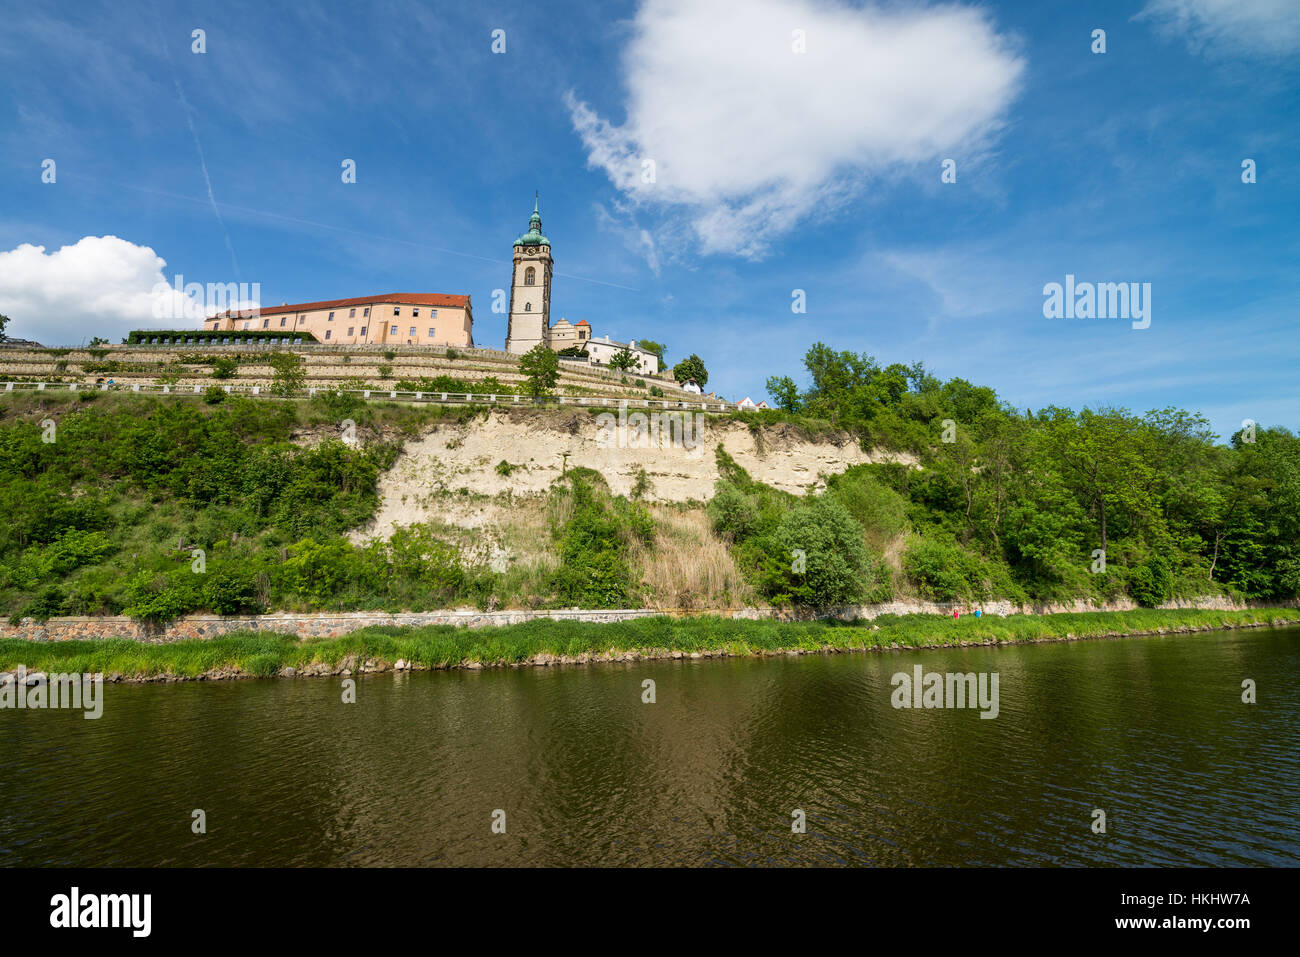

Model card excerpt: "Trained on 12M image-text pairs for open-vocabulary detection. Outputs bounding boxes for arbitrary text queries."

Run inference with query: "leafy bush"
[201,569,264,615]
[752,496,879,606]
[826,466,910,550]
[211,356,238,379]
[903,537,995,602]
[122,570,204,622]
[708,483,758,541]
[267,352,306,396]
[1128,555,1174,607]
[549,473,653,608]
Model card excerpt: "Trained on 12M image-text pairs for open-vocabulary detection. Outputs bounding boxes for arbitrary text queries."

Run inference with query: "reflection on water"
[2,627,1297,866]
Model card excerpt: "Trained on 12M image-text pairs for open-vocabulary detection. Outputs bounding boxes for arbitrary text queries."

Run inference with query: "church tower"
[504,196,553,355]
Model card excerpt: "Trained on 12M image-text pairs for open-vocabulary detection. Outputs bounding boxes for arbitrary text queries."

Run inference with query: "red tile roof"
[575,319,590,326]
[216,292,470,320]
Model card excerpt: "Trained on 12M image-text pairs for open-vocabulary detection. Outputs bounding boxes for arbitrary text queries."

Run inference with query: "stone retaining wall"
[2,596,1291,644]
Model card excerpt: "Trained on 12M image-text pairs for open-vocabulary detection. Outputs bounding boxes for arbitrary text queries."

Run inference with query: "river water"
[2,627,1296,866]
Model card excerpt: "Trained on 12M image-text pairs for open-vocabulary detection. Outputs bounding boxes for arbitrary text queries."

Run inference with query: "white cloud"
[567,0,1024,258]
[1138,0,1300,56]
[0,236,257,345]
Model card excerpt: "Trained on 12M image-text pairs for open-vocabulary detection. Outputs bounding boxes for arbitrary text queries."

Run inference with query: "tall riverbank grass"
[1,608,1295,680]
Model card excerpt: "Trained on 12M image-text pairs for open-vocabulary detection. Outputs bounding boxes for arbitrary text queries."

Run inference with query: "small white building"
[585,335,660,376]
[680,379,702,394]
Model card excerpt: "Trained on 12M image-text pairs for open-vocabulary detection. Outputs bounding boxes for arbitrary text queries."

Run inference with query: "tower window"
[525,267,536,286]
[525,302,531,311]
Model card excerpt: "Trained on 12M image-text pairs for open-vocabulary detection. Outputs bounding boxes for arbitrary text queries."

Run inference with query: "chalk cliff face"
[359,409,917,537]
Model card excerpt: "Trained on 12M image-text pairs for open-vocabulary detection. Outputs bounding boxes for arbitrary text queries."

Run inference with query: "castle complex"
[503,198,660,375]
[194,197,660,375]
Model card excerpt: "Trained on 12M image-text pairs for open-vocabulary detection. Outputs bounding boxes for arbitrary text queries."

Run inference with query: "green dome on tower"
[515,196,549,246]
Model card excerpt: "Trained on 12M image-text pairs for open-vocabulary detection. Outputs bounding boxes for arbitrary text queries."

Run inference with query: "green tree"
[519,342,560,397]
[1039,407,1154,554]
[267,351,306,396]
[672,354,708,387]
[637,340,666,365]
[755,496,877,606]
[609,347,638,372]
[765,375,801,411]
[0,313,9,341]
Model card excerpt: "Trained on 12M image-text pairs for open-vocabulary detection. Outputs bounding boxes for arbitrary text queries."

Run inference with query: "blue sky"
[0,0,1296,439]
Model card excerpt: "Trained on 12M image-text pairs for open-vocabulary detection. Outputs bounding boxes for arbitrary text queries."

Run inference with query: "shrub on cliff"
[201,570,265,615]
[548,473,653,608]
[751,496,881,607]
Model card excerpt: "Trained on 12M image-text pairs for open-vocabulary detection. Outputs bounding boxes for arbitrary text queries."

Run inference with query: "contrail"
[153,5,240,279]
[58,173,642,292]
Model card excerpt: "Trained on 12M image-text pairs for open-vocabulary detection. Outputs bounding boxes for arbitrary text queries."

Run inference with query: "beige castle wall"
[211,301,473,347]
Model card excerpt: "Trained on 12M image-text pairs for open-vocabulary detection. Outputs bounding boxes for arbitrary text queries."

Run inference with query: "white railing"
[0,379,735,412]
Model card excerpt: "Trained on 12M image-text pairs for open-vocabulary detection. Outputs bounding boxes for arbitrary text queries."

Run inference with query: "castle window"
[328,312,335,320]
[348,327,354,336]
[243,321,250,330]
[525,267,536,286]
[280,317,286,327]
[413,308,419,317]
[525,302,531,311]
[430,309,437,318]
[428,328,435,337]
[409,326,416,336]
[325,330,332,340]
[363,307,370,317]
[360,326,367,336]
[393,306,401,316]
[349,308,356,318]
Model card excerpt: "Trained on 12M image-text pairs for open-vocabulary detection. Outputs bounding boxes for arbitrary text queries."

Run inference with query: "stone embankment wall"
[1,596,1291,645]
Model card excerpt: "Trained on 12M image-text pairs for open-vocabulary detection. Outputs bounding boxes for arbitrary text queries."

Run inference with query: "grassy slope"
[2,608,1295,679]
